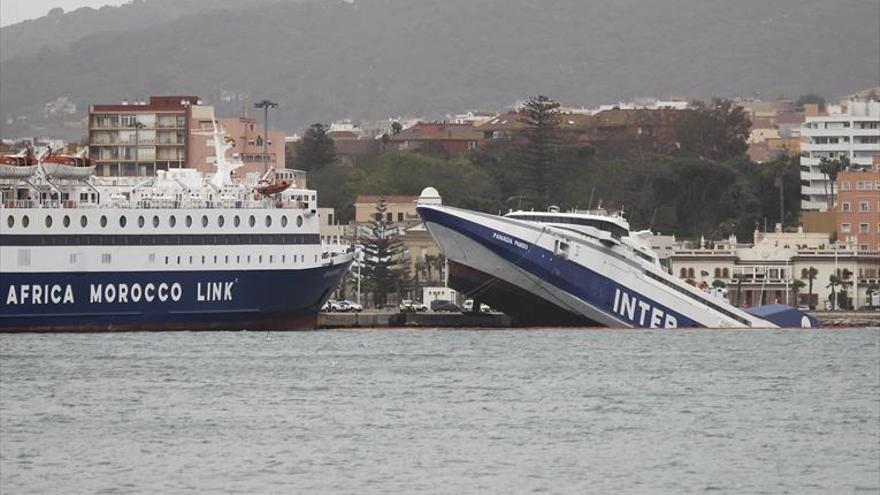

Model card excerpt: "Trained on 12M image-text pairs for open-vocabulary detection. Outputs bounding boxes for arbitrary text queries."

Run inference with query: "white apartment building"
[800,98,880,212]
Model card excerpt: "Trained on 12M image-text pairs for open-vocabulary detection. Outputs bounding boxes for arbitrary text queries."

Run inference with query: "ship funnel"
[418,187,442,206]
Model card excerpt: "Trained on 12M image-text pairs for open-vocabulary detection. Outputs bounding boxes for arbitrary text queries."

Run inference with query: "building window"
[841,223,851,233]
[842,202,851,212]
[860,202,870,213]
[722,268,730,278]
[859,223,869,234]
[398,212,404,222]
[680,268,687,278]
[687,268,695,279]
[714,268,721,278]
[860,244,869,251]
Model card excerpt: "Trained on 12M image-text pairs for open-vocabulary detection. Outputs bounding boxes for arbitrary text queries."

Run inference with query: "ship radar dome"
[418,187,442,205]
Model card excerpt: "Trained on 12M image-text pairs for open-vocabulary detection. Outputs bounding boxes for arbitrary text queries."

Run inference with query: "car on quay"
[399,300,428,312]
[431,300,462,312]
[337,300,363,312]
[462,299,492,313]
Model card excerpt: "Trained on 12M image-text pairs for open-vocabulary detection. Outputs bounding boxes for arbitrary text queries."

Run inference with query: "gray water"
[1,329,878,494]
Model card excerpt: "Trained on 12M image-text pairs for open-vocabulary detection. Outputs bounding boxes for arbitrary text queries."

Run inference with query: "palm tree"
[838,268,853,311]
[791,279,806,307]
[805,267,818,310]
[827,273,842,311]
[819,156,851,211]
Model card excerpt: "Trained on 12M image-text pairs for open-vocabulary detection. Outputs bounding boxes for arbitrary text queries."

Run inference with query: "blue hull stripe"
[418,207,703,328]
[1,263,350,331]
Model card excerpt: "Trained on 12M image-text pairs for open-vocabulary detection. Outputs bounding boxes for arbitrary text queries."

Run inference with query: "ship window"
[201,215,208,227]
[201,256,205,264]
[165,256,169,265]
[177,256,181,264]
[225,255,229,264]
[63,215,70,227]
[152,215,160,228]
[138,216,145,228]
[234,215,241,227]
[270,255,274,263]
[218,216,225,228]
[80,215,88,228]
[249,215,256,227]
[101,253,112,264]
[185,215,193,227]
[100,215,107,227]
[189,256,193,264]
[237,255,240,263]
[265,215,272,227]
[149,253,156,263]
[119,216,127,228]
[6,216,13,228]
[169,216,177,228]
[213,255,217,264]
[247,255,251,263]
[70,253,77,264]
[259,255,263,263]
[45,215,53,228]
[281,216,288,227]
[282,255,286,263]
[20,215,29,228]
[297,215,303,227]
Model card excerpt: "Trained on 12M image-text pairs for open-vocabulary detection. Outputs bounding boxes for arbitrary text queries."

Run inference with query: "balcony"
[801,142,854,153]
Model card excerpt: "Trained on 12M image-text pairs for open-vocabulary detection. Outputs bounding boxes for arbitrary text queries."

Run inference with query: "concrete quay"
[810,311,880,328]
[317,311,511,329]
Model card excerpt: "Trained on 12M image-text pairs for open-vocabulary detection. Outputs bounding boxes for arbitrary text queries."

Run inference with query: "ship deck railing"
[1,199,313,210]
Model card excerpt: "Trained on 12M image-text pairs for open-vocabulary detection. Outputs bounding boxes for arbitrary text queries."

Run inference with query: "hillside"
[1,0,878,137]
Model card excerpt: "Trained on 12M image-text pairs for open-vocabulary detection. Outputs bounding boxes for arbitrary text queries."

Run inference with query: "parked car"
[462,299,491,313]
[432,300,462,312]
[337,300,363,312]
[321,299,341,312]
[399,299,428,312]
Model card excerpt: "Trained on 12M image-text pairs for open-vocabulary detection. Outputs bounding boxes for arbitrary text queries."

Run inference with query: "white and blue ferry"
[0,124,352,332]
[417,188,816,328]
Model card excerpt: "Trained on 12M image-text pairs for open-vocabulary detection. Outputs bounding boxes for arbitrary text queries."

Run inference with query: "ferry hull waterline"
[1,265,349,332]
[416,188,813,329]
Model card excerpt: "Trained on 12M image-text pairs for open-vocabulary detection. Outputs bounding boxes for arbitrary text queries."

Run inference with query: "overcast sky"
[1,0,127,27]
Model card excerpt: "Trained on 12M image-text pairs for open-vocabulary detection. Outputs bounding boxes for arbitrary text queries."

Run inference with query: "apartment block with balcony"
[800,98,880,212]
[88,96,202,177]
[187,107,285,176]
[836,161,880,251]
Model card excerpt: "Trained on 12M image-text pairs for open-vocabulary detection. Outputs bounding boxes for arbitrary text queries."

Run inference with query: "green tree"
[795,93,825,111]
[361,197,407,307]
[520,95,562,207]
[391,121,403,134]
[294,123,336,171]
[791,279,806,307]
[676,98,750,161]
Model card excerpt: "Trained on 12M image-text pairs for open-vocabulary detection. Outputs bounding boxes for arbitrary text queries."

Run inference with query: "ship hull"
[418,204,775,328]
[0,263,350,332]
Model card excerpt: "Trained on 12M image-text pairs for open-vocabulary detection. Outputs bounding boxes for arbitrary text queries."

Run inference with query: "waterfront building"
[88,96,200,177]
[800,98,880,212]
[835,160,880,250]
[353,195,419,224]
[188,109,284,176]
[388,122,483,156]
[89,96,282,177]
[668,227,880,310]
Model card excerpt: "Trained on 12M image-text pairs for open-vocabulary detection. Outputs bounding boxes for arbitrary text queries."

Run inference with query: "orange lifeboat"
[255,180,291,196]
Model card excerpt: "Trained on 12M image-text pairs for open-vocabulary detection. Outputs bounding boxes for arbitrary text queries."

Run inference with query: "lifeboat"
[255,179,291,196]
[41,149,95,179]
[0,147,38,179]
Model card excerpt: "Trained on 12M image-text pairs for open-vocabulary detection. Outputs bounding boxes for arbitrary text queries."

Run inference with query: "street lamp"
[254,100,278,173]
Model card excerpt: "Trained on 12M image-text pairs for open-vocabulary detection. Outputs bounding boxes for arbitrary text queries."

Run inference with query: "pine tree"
[361,197,407,307]
[520,95,562,208]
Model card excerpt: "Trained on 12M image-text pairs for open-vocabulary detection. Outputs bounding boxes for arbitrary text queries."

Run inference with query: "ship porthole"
[248,215,256,227]
[218,216,225,228]
[119,216,127,228]
[5,216,12,228]
[281,216,288,227]
[45,215,53,228]
[169,216,177,228]
[201,215,208,227]
[100,215,108,227]
[296,215,303,227]
[265,215,272,227]
[80,215,88,228]
[21,215,29,228]
[152,215,160,228]
[233,215,241,227]
[185,215,193,227]
[138,216,145,228]
[63,215,70,228]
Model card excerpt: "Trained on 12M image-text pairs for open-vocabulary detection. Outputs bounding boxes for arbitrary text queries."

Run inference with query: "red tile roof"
[354,195,419,205]
[389,122,482,141]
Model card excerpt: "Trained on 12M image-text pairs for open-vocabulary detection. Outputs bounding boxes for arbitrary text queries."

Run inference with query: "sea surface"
[1,328,878,494]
